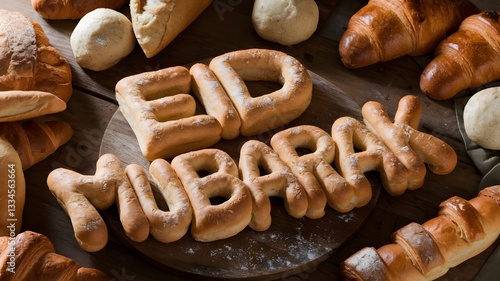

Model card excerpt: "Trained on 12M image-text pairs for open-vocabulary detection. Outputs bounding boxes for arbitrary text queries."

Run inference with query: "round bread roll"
[252,0,319,46]
[464,87,500,150]
[70,8,135,71]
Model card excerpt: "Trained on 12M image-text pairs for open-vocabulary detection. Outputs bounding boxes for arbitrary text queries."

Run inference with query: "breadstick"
[171,149,252,242]
[239,140,308,231]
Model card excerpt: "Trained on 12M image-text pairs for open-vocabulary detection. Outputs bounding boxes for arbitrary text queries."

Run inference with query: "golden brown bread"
[341,185,500,281]
[0,231,110,280]
[0,120,73,170]
[239,140,308,231]
[47,154,149,252]
[126,160,193,243]
[171,149,253,242]
[0,120,72,236]
[115,66,222,160]
[421,11,500,100]
[32,0,126,19]
[0,9,72,102]
[361,95,457,190]
[339,0,479,68]
[130,0,212,58]
[0,91,66,122]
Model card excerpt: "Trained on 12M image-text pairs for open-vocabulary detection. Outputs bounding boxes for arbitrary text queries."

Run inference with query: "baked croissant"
[0,120,73,236]
[0,231,110,280]
[339,0,479,68]
[31,0,126,19]
[341,185,500,281]
[421,11,500,100]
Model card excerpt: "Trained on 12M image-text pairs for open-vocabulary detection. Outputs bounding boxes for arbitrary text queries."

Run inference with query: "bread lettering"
[116,49,313,160]
[49,96,458,248]
[115,66,222,161]
[209,49,313,136]
[362,95,457,190]
[47,154,149,252]
[171,149,253,242]
[239,140,308,231]
[126,159,193,243]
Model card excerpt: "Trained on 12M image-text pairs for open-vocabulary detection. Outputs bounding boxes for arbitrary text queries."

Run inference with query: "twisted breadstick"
[115,66,222,160]
[47,154,149,252]
[0,231,110,280]
[271,125,371,216]
[126,159,193,243]
[362,95,457,190]
[331,117,408,196]
[171,149,252,242]
[239,140,308,231]
[341,185,500,281]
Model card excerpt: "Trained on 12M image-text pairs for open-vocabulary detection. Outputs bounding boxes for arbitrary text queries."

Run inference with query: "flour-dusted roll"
[252,0,319,45]
[464,87,500,150]
[70,8,135,71]
[130,0,212,58]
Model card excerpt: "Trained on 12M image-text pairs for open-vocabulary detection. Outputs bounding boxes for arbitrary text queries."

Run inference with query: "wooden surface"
[1,0,499,280]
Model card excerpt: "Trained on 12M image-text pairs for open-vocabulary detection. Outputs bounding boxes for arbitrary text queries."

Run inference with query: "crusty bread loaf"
[130,0,212,58]
[32,0,126,20]
[0,9,72,102]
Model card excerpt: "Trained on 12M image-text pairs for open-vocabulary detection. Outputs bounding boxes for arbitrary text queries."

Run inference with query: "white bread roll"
[252,0,319,45]
[464,87,500,150]
[70,8,135,71]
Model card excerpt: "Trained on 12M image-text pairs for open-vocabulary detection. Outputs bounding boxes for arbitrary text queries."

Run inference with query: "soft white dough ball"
[464,87,500,150]
[70,8,135,71]
[252,0,319,46]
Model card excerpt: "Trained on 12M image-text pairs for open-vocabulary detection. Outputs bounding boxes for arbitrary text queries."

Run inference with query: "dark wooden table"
[1,0,499,280]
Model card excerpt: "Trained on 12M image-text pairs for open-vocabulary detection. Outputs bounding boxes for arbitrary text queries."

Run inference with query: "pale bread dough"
[252,0,319,46]
[464,87,500,150]
[70,8,135,71]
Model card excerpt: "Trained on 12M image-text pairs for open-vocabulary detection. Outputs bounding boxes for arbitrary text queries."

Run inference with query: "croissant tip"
[339,31,379,69]
[420,58,468,100]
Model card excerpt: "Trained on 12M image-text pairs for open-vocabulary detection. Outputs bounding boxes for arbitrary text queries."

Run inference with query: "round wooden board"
[99,70,381,280]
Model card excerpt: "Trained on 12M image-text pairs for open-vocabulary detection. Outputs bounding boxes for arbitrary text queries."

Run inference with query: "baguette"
[130,0,213,58]
[32,0,126,19]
